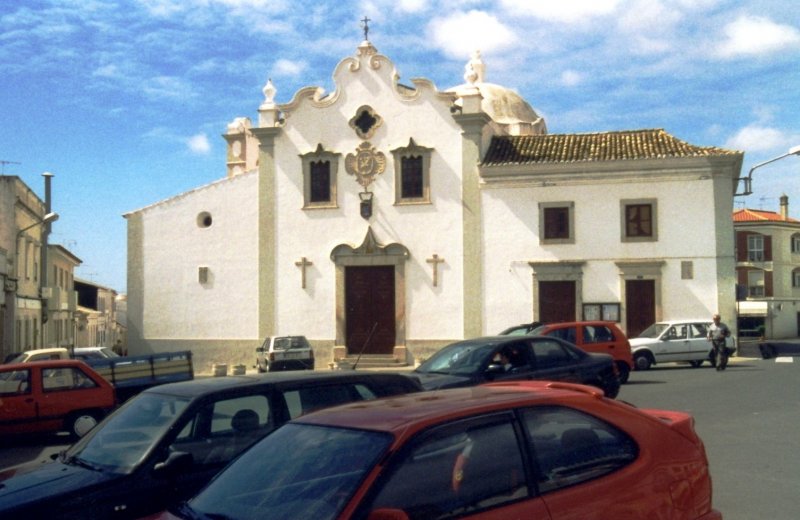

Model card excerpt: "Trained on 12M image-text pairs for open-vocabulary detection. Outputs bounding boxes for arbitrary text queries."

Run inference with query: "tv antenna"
[1,160,21,174]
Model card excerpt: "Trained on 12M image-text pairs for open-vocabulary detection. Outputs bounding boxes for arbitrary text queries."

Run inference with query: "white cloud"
[560,70,584,87]
[725,125,791,152]
[273,58,306,77]
[428,10,516,59]
[186,133,211,154]
[500,0,620,24]
[715,15,800,59]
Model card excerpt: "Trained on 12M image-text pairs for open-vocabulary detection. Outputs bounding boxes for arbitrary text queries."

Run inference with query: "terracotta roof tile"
[733,208,800,223]
[482,129,740,166]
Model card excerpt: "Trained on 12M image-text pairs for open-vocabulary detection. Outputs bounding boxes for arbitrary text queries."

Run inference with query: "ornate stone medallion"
[345,141,386,188]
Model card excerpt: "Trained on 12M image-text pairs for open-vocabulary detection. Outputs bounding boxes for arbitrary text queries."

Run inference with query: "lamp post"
[4,211,59,353]
[736,145,800,196]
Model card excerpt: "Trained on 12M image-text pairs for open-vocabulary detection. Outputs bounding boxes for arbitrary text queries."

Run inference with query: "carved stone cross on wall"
[426,254,445,287]
[295,257,313,289]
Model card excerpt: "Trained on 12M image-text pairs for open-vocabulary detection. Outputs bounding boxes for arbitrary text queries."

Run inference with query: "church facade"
[124,41,743,370]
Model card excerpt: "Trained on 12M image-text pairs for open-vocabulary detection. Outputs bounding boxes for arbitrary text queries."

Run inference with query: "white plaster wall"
[140,173,259,339]
[482,175,724,333]
[271,56,465,341]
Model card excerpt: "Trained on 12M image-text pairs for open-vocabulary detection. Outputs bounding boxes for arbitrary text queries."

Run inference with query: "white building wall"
[482,174,725,334]
[139,172,259,339]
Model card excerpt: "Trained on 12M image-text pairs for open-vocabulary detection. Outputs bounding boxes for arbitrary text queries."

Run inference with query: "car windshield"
[273,337,308,350]
[185,423,391,520]
[416,342,495,376]
[64,392,190,473]
[637,323,670,339]
[529,325,547,335]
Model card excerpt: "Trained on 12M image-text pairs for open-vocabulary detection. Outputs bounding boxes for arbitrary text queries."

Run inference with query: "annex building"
[124,39,743,370]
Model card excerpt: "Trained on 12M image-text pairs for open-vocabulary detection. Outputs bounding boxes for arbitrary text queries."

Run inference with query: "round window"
[197,212,213,228]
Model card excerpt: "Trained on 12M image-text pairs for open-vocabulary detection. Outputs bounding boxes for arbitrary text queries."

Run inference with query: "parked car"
[629,319,736,370]
[0,370,421,520]
[73,347,121,360]
[498,321,543,336]
[150,381,721,520]
[8,347,194,401]
[413,335,620,398]
[0,360,116,439]
[255,335,315,372]
[530,321,634,384]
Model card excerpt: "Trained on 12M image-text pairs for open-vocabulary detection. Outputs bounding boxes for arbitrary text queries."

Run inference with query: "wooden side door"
[625,280,655,338]
[539,281,576,323]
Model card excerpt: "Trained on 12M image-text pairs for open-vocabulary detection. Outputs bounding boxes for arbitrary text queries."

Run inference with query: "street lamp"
[16,212,59,236]
[736,145,800,196]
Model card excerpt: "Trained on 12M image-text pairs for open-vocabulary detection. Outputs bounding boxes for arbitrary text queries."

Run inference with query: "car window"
[367,414,528,519]
[0,369,31,396]
[585,325,614,343]
[531,339,574,369]
[175,394,272,466]
[544,326,577,344]
[690,323,707,338]
[666,325,687,340]
[42,367,98,391]
[284,383,374,419]
[522,406,637,493]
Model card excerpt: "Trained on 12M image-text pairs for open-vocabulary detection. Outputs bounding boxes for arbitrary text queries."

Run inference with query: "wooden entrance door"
[539,281,576,323]
[345,266,395,355]
[626,279,655,338]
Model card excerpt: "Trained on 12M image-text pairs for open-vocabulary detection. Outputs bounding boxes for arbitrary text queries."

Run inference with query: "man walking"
[707,313,731,371]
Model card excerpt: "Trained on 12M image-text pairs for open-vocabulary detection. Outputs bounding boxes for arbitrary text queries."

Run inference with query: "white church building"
[124,39,743,371]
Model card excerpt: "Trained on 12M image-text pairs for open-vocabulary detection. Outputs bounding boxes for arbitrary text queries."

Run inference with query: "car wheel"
[66,411,101,439]
[689,360,703,368]
[599,376,620,399]
[616,362,631,384]
[257,361,266,373]
[634,352,653,371]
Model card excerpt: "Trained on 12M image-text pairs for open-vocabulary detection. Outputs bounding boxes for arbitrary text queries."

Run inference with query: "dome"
[447,51,546,134]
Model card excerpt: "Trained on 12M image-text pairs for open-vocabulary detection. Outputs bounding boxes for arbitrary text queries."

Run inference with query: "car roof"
[296,381,604,433]
[1,359,91,370]
[654,319,711,325]
[540,321,618,327]
[142,370,419,398]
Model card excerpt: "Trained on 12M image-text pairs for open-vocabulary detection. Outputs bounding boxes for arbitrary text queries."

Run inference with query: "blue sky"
[2,0,799,293]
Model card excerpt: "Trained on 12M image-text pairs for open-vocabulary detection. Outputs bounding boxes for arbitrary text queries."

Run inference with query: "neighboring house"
[74,278,120,348]
[734,195,800,339]
[44,244,81,348]
[0,176,48,359]
[125,41,743,371]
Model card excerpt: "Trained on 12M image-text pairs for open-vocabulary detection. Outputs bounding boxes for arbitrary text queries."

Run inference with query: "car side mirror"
[486,363,504,375]
[153,451,194,479]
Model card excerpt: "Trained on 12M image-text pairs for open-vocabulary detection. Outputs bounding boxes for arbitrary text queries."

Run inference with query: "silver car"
[629,320,735,370]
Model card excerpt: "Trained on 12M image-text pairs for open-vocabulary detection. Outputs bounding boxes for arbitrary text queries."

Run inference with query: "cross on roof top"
[361,16,371,41]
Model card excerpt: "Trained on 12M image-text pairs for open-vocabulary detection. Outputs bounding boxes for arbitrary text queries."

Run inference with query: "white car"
[255,335,315,372]
[630,320,736,370]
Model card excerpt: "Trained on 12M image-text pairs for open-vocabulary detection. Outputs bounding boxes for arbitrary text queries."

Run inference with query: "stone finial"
[463,50,485,85]
[226,117,251,134]
[262,78,276,106]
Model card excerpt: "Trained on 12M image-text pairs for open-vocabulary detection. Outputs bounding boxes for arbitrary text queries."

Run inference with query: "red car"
[149,381,721,520]
[0,359,116,438]
[531,321,635,384]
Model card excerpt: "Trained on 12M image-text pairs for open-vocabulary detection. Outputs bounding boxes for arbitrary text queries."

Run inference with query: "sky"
[2,0,799,294]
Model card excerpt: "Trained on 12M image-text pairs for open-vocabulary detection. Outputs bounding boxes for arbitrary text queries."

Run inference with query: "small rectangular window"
[400,156,424,199]
[625,204,652,237]
[309,160,331,203]
[199,266,209,284]
[544,207,570,239]
[681,261,694,280]
[747,235,764,262]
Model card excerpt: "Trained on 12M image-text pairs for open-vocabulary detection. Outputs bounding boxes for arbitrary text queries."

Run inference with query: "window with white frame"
[747,270,765,297]
[793,269,800,288]
[747,235,764,262]
[792,233,800,254]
